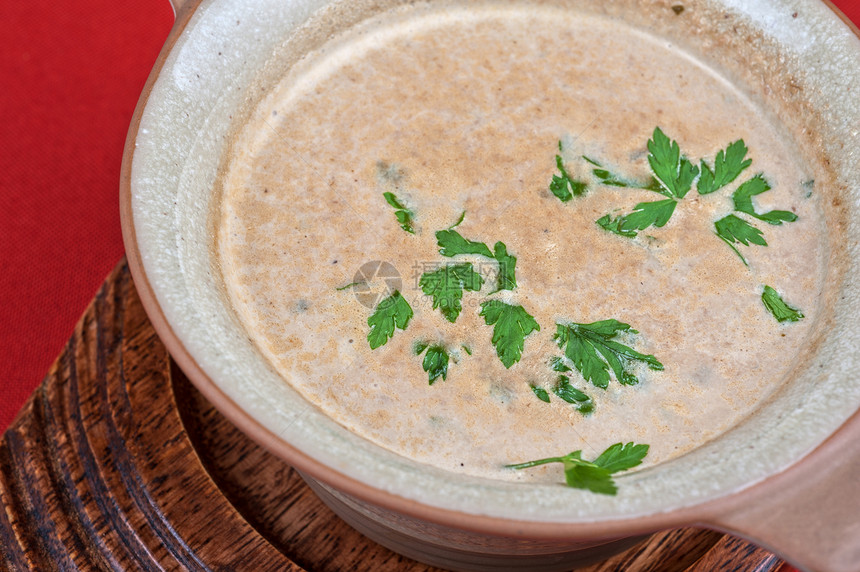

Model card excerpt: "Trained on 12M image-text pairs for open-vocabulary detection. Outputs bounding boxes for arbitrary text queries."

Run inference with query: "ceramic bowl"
[121,1,860,570]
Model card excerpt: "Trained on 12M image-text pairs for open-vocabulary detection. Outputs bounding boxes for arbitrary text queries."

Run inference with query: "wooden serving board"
[0,259,789,571]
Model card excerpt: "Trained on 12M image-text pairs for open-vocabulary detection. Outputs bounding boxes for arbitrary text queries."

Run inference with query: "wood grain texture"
[0,259,788,571]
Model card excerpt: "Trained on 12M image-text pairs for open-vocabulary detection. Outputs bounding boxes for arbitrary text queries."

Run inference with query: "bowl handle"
[706,413,860,572]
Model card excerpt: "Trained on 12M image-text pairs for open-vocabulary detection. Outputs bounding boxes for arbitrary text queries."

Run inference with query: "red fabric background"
[1,0,174,425]
[0,3,859,567]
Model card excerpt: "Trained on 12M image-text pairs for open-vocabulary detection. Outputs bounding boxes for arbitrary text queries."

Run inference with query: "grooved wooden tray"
[0,259,788,570]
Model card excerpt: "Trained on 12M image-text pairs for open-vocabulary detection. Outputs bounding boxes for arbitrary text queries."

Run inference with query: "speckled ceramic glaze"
[121,1,860,570]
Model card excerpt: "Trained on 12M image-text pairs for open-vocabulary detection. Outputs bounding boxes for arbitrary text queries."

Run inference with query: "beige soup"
[217,3,823,482]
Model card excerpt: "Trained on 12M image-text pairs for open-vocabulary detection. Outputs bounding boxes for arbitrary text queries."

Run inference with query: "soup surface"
[218,3,823,482]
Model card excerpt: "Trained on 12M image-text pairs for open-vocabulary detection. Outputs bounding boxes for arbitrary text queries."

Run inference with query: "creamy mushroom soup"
[217,3,823,482]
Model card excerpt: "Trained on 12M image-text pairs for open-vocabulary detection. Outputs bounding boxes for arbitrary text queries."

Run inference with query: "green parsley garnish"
[583,127,797,264]
[492,242,517,292]
[595,128,698,237]
[732,174,798,225]
[335,281,365,291]
[595,213,634,238]
[596,198,677,238]
[697,139,752,195]
[435,229,519,292]
[714,214,767,266]
[553,319,663,389]
[449,210,466,229]
[762,285,804,322]
[436,229,494,258]
[550,140,587,202]
[532,360,592,412]
[583,156,634,187]
[553,376,594,414]
[586,129,797,263]
[531,385,551,403]
[367,291,413,349]
[506,442,649,495]
[419,263,484,322]
[713,174,797,265]
[414,343,450,384]
[647,127,699,199]
[383,192,415,234]
[549,356,572,372]
[479,301,541,368]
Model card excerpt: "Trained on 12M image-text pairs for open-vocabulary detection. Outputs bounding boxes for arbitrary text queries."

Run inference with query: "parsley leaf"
[554,320,663,389]
[732,174,798,225]
[714,214,767,266]
[492,242,517,292]
[553,376,594,414]
[596,214,637,238]
[479,301,541,368]
[414,343,450,384]
[762,285,804,322]
[531,385,551,403]
[449,210,466,229]
[550,356,572,372]
[596,199,677,238]
[561,453,617,494]
[506,452,611,493]
[367,291,413,349]
[436,229,494,258]
[643,176,668,193]
[335,281,365,291]
[592,442,650,474]
[419,263,484,322]
[383,192,415,234]
[505,442,649,495]
[550,141,587,202]
[583,156,635,187]
[697,139,752,195]
[647,127,698,199]
[435,230,519,292]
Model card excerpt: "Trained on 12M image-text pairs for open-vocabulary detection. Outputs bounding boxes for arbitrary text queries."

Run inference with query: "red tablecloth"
[1,0,173,426]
